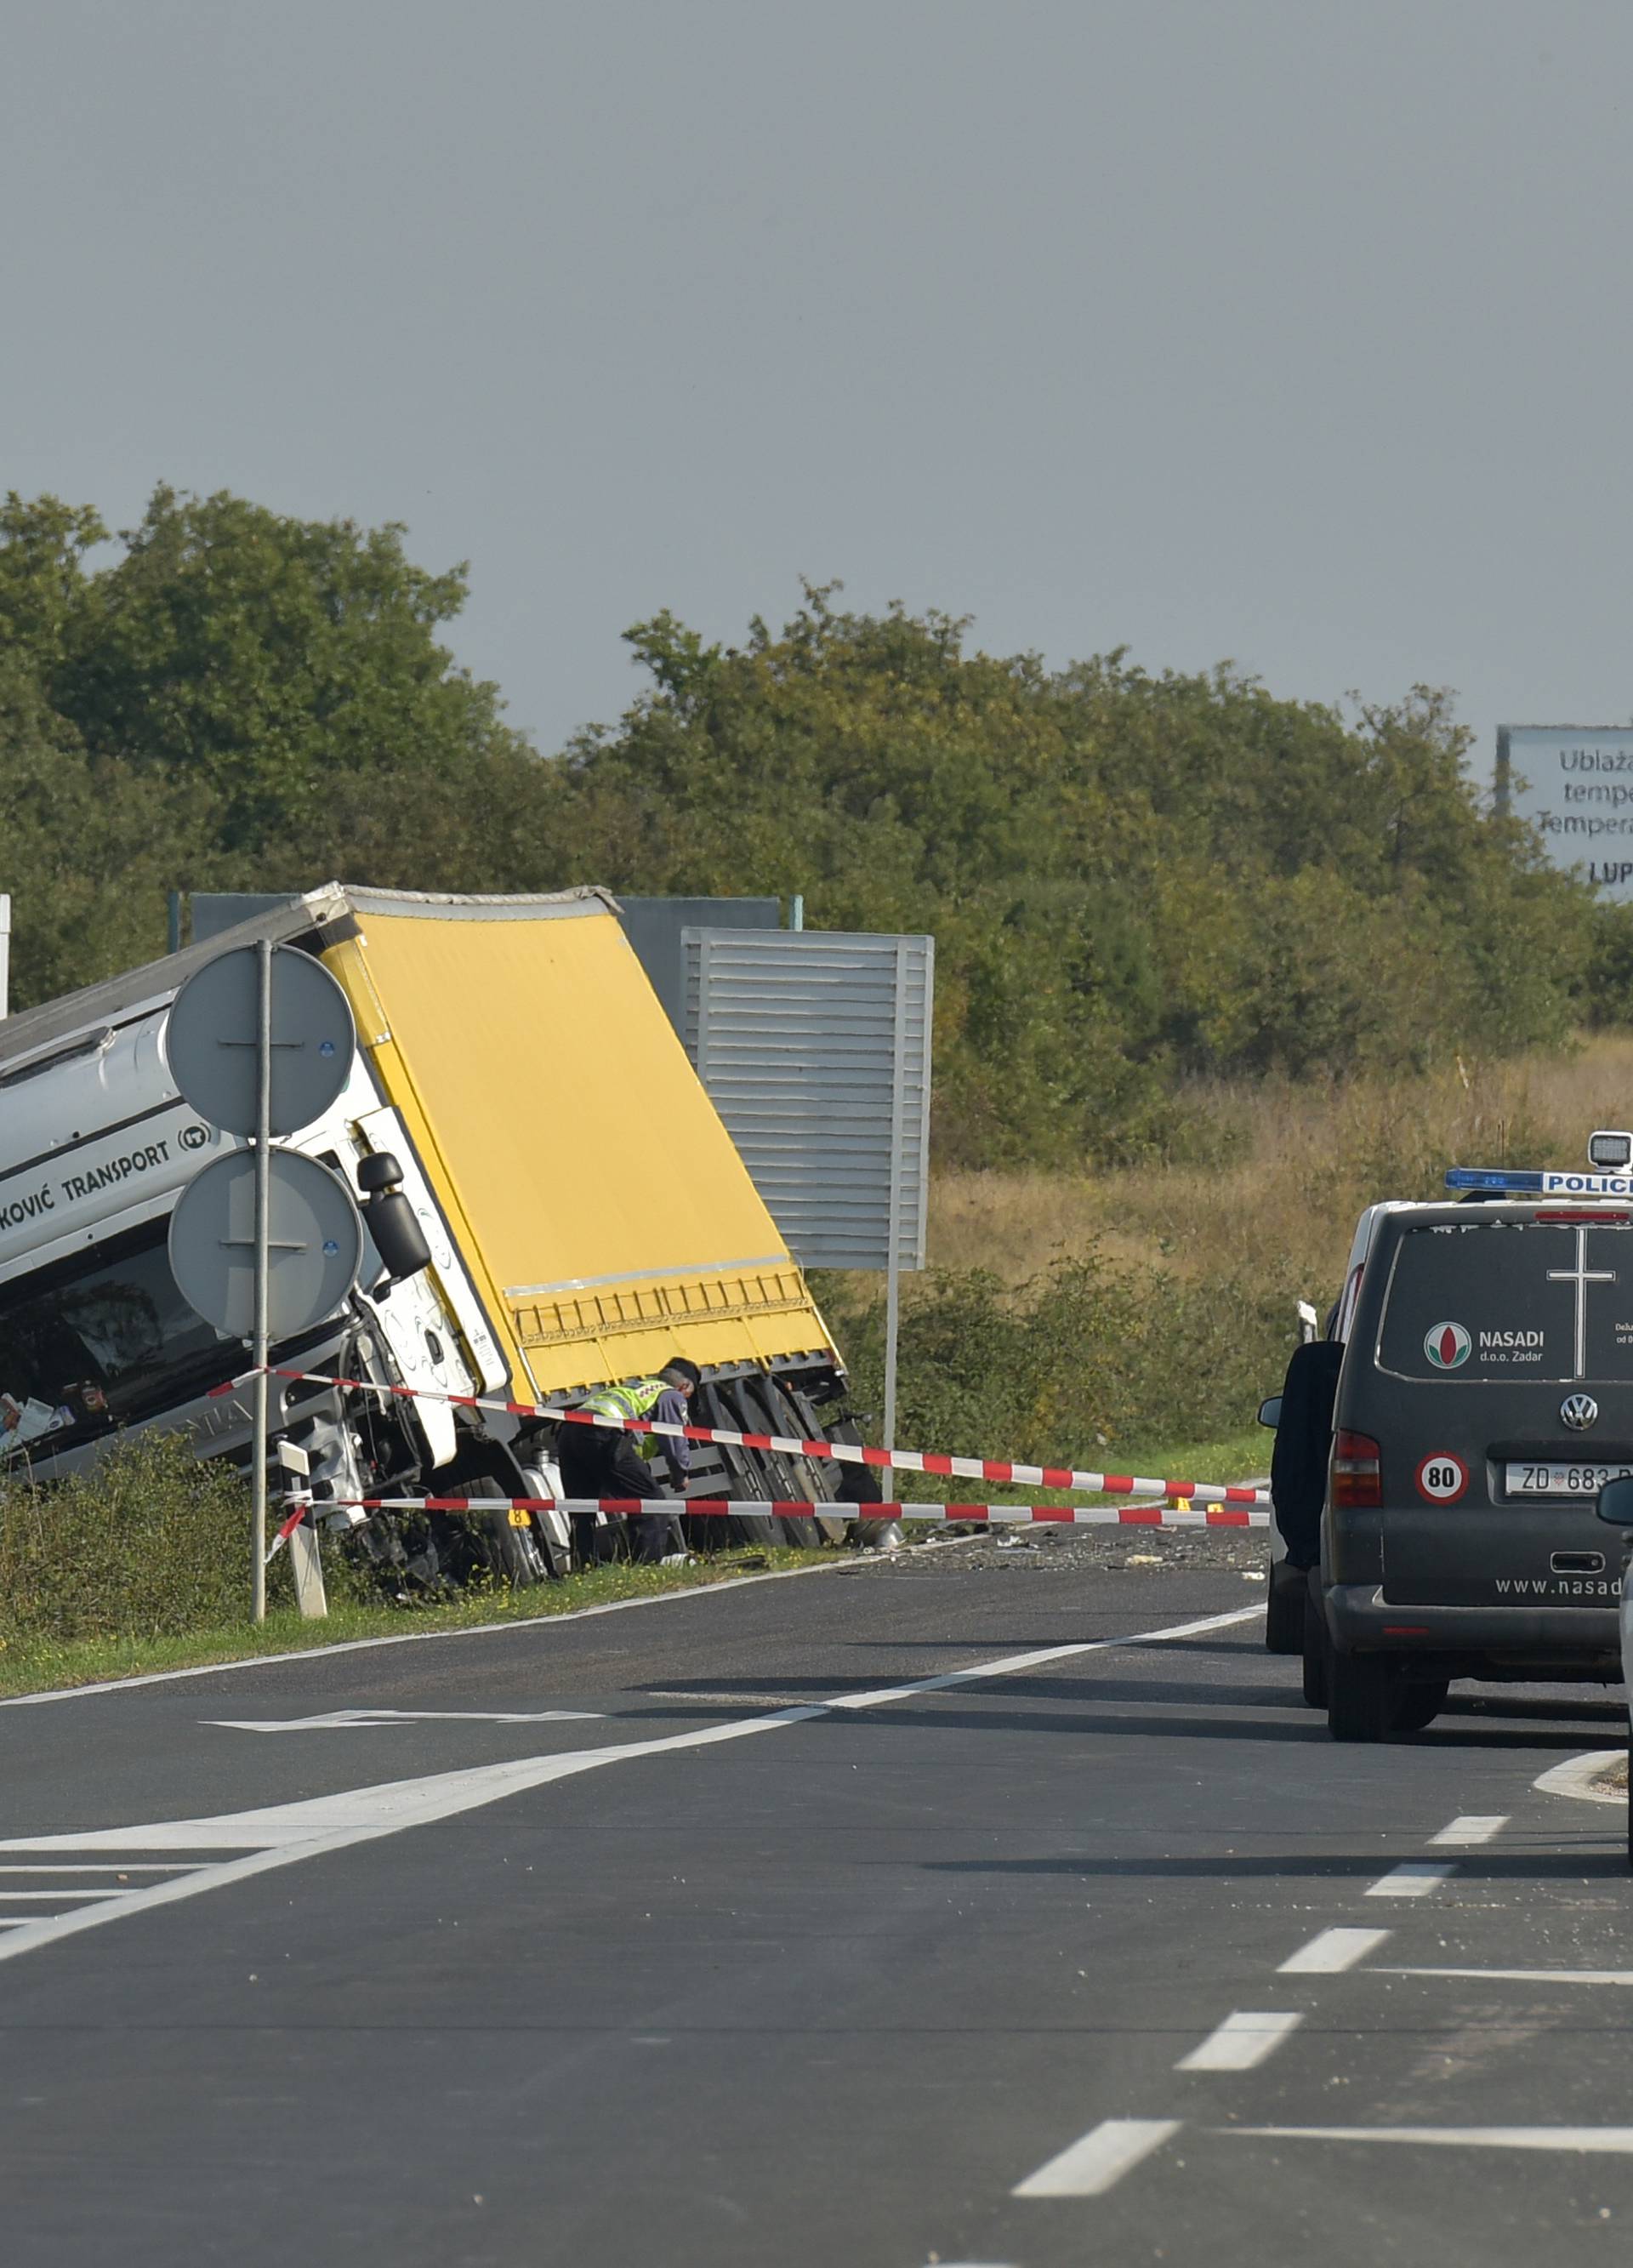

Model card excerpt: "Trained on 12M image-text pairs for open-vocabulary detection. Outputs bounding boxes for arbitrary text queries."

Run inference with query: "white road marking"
[1430,1815,1508,1846]
[1365,1861,1455,1898]
[0,1863,202,1873]
[1383,1966,1633,1986]
[1279,1927,1391,1974]
[203,1707,603,1732]
[1013,2117,1181,2197]
[0,1604,1260,1965]
[0,1888,139,1901]
[1232,2126,1633,2155]
[1176,2011,1303,2071]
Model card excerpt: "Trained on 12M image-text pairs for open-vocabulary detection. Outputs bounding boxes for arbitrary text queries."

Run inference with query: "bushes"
[3,503,1607,1172]
[0,1433,274,1643]
[819,1247,1289,1472]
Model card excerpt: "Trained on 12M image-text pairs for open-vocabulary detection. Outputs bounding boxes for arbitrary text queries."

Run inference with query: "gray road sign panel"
[168,1149,363,1342]
[681,929,932,1271]
[167,946,356,1137]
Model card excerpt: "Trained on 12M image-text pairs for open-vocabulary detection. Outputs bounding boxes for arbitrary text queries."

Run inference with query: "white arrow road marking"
[1231,2127,1633,2155]
[1013,2118,1181,2197]
[1176,2011,1303,2071]
[1383,1966,1633,1986]
[0,1603,1259,1965]
[203,1708,603,1732]
[0,1862,202,1872]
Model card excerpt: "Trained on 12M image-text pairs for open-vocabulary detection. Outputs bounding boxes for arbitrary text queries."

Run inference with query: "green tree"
[554,588,1597,1162]
[48,487,537,861]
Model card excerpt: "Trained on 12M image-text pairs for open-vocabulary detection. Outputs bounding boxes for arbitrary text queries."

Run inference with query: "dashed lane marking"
[1176,2011,1304,2071]
[0,1604,1260,1966]
[1013,2117,1182,2198]
[1364,1861,1456,1898]
[1230,2126,1633,2156]
[1430,1815,1509,1846]
[1278,1927,1391,1974]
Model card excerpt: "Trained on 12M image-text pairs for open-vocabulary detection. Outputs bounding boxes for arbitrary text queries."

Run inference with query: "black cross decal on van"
[1546,1227,1616,1381]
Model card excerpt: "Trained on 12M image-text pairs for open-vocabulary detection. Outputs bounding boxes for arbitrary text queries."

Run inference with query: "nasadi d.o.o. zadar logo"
[1424,1320,1471,1370]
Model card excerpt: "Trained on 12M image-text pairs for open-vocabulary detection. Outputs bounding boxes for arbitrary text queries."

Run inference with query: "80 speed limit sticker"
[1416,1451,1469,1503]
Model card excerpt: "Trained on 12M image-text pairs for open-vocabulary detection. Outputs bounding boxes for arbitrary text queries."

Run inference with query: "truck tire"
[440,1480,548,1589]
[1301,1581,1329,1709]
[782,1383,851,1544]
[481,1511,549,1587]
[1265,1557,1306,1654]
[691,1384,776,1549]
[731,1378,821,1548]
[1393,1678,1448,1735]
[1327,1650,1398,1742]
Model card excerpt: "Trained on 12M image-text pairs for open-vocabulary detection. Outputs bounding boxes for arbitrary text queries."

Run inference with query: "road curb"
[1533,1748,1626,1805]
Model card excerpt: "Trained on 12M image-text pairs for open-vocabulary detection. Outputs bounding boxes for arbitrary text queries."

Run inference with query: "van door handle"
[1550,1551,1606,1575]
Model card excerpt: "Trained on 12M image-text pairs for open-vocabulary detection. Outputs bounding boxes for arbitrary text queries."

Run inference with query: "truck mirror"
[356,1153,433,1284]
[1596,1475,1633,1527]
[1257,1396,1283,1430]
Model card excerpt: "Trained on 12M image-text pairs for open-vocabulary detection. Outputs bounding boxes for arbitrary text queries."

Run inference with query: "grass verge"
[0,1541,822,1700]
[0,1424,1267,1699]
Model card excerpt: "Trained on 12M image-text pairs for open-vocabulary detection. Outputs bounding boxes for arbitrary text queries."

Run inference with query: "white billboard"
[1497,725,1633,900]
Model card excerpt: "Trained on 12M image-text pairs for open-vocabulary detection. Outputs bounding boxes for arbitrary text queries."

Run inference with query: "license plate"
[1505,1461,1633,1496]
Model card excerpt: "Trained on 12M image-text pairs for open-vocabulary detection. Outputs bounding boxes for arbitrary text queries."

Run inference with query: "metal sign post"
[882,937,910,1492]
[253,937,271,1621]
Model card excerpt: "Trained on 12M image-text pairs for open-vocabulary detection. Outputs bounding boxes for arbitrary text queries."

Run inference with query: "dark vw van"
[1310,1196,1629,1740]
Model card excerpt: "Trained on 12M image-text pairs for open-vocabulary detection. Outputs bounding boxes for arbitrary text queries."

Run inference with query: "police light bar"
[1446,1166,1633,1199]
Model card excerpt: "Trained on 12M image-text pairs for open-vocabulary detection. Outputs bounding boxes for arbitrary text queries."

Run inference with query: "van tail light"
[1332,1428,1382,1509]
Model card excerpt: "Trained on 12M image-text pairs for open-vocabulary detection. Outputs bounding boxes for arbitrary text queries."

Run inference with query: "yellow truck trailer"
[0,885,851,1585]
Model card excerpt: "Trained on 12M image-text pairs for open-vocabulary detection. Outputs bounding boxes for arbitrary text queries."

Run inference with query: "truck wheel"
[1393,1678,1448,1735]
[733,1377,821,1548]
[444,1480,547,1589]
[1327,1651,1398,1742]
[1301,1581,1329,1709]
[1265,1558,1306,1654]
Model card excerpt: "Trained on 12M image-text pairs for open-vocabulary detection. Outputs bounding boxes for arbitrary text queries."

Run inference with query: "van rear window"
[1377,1220,1633,1382]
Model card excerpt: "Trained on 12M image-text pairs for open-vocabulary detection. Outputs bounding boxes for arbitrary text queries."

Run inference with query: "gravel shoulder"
[897,1519,1272,1577]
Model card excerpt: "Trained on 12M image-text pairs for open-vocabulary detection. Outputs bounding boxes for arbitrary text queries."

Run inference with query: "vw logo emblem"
[1561,1393,1599,1432]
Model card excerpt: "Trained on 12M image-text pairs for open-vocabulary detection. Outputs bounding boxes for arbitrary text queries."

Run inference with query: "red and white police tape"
[308,1498,1266,1525]
[215,1364,1270,1509]
[268,1496,1266,1562]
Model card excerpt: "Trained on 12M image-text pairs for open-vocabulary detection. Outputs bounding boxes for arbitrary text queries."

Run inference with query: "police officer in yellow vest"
[560,1359,702,1565]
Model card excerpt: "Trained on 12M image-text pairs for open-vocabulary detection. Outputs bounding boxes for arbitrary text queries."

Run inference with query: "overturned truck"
[0,885,863,1585]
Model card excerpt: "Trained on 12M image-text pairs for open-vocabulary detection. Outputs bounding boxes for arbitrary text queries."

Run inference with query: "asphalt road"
[0,1540,1628,2268]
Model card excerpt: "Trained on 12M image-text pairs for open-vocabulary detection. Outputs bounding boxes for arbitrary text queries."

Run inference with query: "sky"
[4,0,1631,778]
